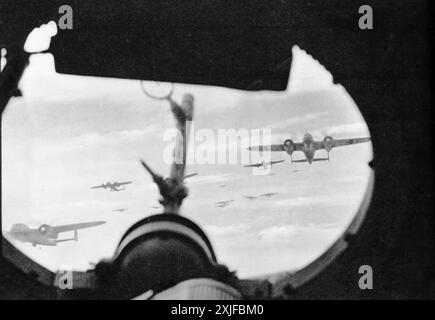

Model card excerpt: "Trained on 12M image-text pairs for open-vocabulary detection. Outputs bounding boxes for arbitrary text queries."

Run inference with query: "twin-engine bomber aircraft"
[248,134,371,164]
[6,221,106,246]
[260,192,278,198]
[215,200,234,208]
[91,181,132,192]
[244,196,257,200]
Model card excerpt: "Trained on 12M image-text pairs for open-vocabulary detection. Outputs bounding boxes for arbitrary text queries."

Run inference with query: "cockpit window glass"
[2,44,372,278]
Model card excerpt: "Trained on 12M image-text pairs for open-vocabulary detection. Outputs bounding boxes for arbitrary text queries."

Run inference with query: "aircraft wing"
[244,159,284,167]
[270,160,285,165]
[117,181,132,186]
[55,238,76,243]
[315,137,371,149]
[243,163,261,168]
[184,173,198,179]
[51,221,106,233]
[90,185,104,189]
[332,137,371,147]
[248,143,304,152]
[292,158,329,163]
[215,200,233,204]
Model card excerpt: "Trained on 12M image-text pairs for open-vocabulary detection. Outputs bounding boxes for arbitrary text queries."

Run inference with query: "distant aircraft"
[91,181,132,192]
[215,200,234,208]
[150,205,160,209]
[184,173,198,179]
[113,208,128,213]
[248,134,371,164]
[243,159,285,169]
[244,196,257,200]
[6,221,106,246]
[181,173,199,185]
[260,192,277,198]
[219,184,226,188]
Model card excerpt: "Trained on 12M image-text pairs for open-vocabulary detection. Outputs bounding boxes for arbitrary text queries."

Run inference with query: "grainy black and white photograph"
[0,0,433,304]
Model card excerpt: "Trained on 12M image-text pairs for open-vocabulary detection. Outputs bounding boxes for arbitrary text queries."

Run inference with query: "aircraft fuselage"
[301,134,316,164]
[7,230,58,246]
[260,161,272,169]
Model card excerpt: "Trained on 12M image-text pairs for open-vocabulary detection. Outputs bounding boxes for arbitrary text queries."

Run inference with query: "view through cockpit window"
[1,30,372,278]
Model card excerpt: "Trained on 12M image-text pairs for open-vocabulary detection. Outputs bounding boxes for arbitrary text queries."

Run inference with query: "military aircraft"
[215,200,234,208]
[243,159,285,169]
[244,196,257,200]
[113,208,128,213]
[248,134,371,164]
[184,173,198,179]
[260,192,278,198]
[6,221,106,246]
[91,181,132,192]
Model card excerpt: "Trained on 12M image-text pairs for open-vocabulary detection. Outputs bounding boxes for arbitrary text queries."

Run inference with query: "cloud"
[187,173,237,186]
[34,125,161,157]
[204,224,249,237]
[258,224,341,242]
[266,111,327,133]
[263,120,370,144]
[73,127,160,147]
[258,225,298,240]
[66,199,124,209]
[273,194,362,209]
[318,122,370,138]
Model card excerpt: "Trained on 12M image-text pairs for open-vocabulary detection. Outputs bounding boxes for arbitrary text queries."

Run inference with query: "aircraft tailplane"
[292,159,309,163]
[56,230,78,243]
[56,238,75,243]
[292,158,329,163]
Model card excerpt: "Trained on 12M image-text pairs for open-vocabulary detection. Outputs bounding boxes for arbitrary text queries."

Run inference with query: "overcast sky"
[2,27,372,278]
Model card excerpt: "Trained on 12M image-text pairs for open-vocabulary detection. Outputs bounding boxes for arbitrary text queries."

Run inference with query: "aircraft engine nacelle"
[283,139,295,155]
[39,224,58,238]
[323,136,335,152]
